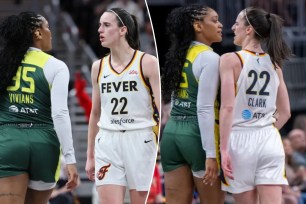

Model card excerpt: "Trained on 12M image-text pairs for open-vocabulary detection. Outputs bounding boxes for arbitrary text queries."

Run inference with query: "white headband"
[108,9,125,27]
[244,9,262,38]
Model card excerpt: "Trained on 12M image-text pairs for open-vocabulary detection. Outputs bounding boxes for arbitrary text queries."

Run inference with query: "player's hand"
[66,164,79,190]
[221,150,234,180]
[203,158,218,186]
[85,157,95,181]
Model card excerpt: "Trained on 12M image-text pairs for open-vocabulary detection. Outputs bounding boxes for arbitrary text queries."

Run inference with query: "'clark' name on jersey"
[101,81,138,94]
[248,97,266,108]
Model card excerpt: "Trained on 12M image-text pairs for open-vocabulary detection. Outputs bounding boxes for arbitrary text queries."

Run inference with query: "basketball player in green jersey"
[0,12,78,204]
[161,5,225,204]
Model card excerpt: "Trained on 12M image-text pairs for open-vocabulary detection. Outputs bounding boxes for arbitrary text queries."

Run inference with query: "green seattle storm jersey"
[171,44,211,117]
[0,50,53,124]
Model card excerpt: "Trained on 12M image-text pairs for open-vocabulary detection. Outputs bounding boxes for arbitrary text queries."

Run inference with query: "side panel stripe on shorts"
[54,153,62,182]
[274,126,287,179]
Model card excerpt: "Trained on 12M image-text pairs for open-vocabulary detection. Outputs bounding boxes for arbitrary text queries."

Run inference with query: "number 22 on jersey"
[246,69,270,96]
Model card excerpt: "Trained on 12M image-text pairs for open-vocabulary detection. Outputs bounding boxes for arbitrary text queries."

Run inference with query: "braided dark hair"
[161,5,210,103]
[0,11,42,94]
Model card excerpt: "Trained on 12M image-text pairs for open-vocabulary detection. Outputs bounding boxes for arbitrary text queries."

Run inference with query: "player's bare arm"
[142,54,161,115]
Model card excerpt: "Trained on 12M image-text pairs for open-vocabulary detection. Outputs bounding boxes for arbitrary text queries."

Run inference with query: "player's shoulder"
[44,56,69,74]
[220,52,241,66]
[140,52,158,67]
[48,56,68,69]
[90,59,102,77]
[92,59,101,68]
[198,49,220,61]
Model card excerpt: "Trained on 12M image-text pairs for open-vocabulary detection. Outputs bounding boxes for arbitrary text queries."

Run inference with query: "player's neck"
[110,45,135,61]
[242,39,263,53]
[110,47,135,71]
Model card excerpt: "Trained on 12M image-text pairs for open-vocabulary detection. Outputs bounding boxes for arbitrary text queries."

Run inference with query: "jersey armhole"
[97,58,104,84]
[139,53,159,125]
[234,52,243,69]
[139,53,151,88]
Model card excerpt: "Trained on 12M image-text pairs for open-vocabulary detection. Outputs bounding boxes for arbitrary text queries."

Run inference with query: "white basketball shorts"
[95,128,157,191]
[222,126,288,194]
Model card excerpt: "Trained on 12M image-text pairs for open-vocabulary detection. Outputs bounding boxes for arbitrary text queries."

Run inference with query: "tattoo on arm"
[0,193,21,197]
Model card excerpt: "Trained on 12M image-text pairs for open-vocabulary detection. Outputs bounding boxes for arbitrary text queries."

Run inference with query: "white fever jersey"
[97,50,157,131]
[232,50,279,130]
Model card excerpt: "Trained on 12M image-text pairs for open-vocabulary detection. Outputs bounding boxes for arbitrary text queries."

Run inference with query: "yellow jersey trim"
[186,44,211,83]
[22,50,51,68]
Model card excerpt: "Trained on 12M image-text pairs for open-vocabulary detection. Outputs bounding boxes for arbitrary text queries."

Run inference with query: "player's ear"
[33,29,42,40]
[193,21,202,33]
[120,26,128,36]
[245,25,253,36]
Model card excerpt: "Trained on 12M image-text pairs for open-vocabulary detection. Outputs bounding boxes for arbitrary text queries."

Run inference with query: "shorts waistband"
[170,115,198,121]
[231,125,276,132]
[0,123,52,128]
[101,127,152,133]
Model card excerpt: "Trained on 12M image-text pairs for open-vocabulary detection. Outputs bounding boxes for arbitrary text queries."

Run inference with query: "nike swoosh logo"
[144,140,152,143]
[104,74,110,78]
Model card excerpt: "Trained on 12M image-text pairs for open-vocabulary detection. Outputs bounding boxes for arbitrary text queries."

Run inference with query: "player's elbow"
[283,109,291,122]
[52,108,69,120]
[221,105,234,113]
[278,108,291,124]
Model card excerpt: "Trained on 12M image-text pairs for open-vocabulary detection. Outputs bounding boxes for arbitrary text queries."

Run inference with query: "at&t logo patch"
[242,109,252,120]
[9,105,19,113]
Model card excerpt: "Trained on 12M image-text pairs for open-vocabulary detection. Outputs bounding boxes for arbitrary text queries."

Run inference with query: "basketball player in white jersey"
[219,7,292,204]
[85,8,160,204]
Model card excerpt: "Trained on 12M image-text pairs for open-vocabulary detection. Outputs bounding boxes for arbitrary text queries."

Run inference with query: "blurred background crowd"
[1,0,306,203]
